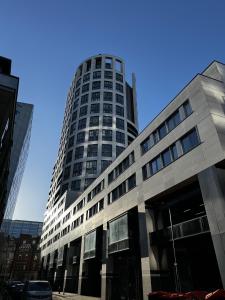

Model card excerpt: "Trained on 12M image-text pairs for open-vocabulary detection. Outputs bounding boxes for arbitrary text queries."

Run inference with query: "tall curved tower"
[47,54,138,209]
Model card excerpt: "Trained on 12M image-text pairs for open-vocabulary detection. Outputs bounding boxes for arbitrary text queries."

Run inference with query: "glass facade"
[1,219,43,238]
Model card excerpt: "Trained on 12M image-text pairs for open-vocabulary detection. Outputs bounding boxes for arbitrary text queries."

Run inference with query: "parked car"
[21,281,52,300]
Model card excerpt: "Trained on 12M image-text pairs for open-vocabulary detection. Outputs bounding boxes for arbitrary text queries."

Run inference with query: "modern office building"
[47,54,138,211]
[0,56,19,225]
[3,102,33,221]
[40,61,225,300]
[1,219,43,238]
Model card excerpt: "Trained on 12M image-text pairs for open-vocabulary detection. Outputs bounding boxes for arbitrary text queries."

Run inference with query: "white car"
[21,280,52,300]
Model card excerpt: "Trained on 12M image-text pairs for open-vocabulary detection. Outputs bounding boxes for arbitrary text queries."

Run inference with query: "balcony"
[150,215,210,246]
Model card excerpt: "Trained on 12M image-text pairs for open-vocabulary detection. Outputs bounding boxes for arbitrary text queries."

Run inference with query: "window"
[75,88,80,98]
[104,92,113,102]
[86,160,97,174]
[115,60,122,72]
[91,103,100,114]
[80,105,88,117]
[105,57,112,69]
[116,105,124,116]
[102,129,112,141]
[81,94,88,104]
[128,174,136,190]
[66,150,73,164]
[84,231,96,253]
[180,128,199,154]
[77,132,85,143]
[73,162,83,176]
[89,129,99,141]
[61,183,68,194]
[95,57,101,69]
[63,166,71,180]
[75,146,84,159]
[167,111,181,131]
[103,103,112,113]
[87,144,98,157]
[109,214,128,244]
[76,78,81,88]
[116,73,123,82]
[83,73,90,82]
[86,60,91,72]
[91,92,100,102]
[116,131,125,144]
[105,71,113,79]
[116,118,124,129]
[89,116,99,126]
[116,94,124,104]
[68,136,74,148]
[82,83,89,93]
[102,144,112,157]
[183,100,192,117]
[116,83,123,93]
[171,143,178,160]
[78,118,86,129]
[162,148,172,167]
[103,116,112,127]
[92,81,101,90]
[104,81,113,90]
[101,160,111,172]
[116,146,124,156]
[93,71,101,79]
[158,123,167,139]
[71,180,81,191]
[73,99,79,110]
[72,110,77,121]
[70,122,76,135]
[150,156,162,174]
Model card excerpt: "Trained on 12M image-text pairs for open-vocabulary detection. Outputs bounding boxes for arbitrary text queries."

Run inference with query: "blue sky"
[1,0,225,221]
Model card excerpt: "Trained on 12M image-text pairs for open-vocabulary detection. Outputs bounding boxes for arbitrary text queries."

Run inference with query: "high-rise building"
[40,61,225,299]
[1,219,43,238]
[47,54,138,210]
[3,102,33,221]
[0,56,19,225]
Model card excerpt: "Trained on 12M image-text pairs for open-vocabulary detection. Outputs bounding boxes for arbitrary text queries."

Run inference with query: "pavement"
[53,292,100,300]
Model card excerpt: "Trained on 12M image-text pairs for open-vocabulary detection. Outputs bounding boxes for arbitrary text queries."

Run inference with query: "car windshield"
[27,282,51,291]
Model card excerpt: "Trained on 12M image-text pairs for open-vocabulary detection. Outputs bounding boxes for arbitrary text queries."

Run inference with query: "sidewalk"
[53,292,100,300]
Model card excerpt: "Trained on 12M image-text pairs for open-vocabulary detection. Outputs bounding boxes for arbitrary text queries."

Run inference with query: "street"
[53,293,100,300]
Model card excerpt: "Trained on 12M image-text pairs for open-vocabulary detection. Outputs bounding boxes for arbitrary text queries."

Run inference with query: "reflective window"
[109,214,128,244]
[93,71,101,79]
[103,103,112,113]
[102,144,112,157]
[89,116,99,126]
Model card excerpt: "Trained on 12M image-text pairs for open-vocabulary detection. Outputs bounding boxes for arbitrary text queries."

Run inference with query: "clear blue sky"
[1,0,225,221]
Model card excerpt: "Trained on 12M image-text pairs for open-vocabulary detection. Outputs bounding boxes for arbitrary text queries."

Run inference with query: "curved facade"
[48,54,138,209]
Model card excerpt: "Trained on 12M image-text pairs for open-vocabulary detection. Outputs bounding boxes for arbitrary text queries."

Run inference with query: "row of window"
[73,93,124,109]
[73,198,85,215]
[76,57,123,78]
[141,100,192,155]
[70,117,125,139]
[108,174,136,205]
[72,103,125,120]
[69,130,125,147]
[108,151,135,184]
[71,214,84,230]
[142,128,200,181]
[70,144,122,161]
[43,126,199,248]
[86,198,104,220]
[76,71,123,88]
[75,81,124,97]
[88,179,105,202]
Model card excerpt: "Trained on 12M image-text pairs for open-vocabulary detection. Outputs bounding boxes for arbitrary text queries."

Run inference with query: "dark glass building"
[3,102,33,220]
[1,219,43,238]
[0,56,19,225]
